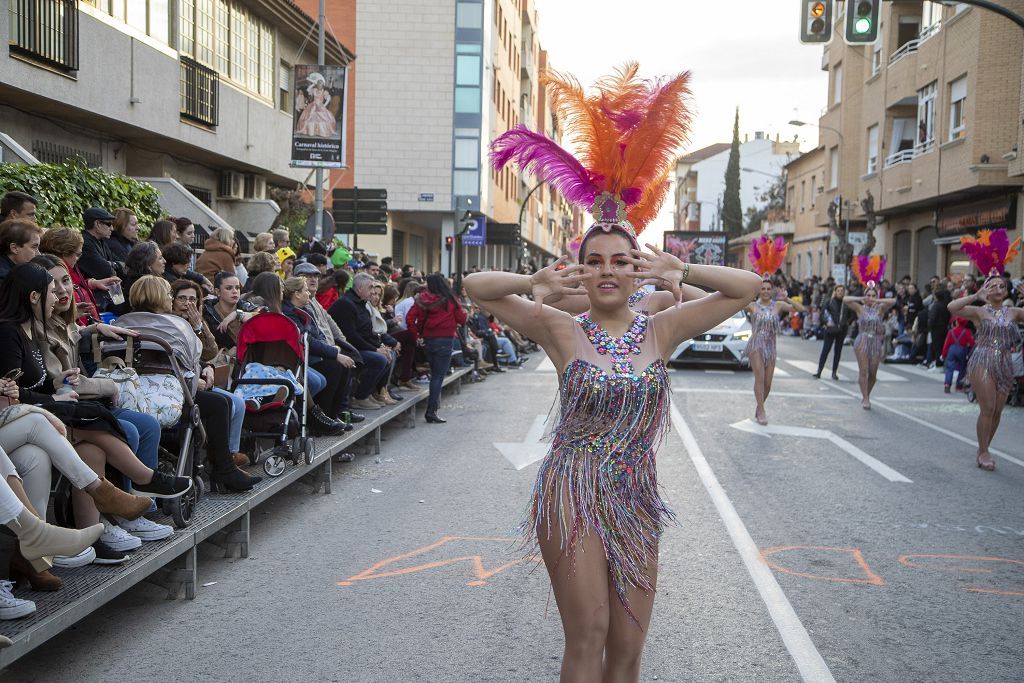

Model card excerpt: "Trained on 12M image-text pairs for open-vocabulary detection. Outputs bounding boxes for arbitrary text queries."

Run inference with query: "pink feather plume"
[490,125,599,208]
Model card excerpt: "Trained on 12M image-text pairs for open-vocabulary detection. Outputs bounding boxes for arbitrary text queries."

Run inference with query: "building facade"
[1,0,353,239]
[783,148,828,280]
[817,0,1023,283]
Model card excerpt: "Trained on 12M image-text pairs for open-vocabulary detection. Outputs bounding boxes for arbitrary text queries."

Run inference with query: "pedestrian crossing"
[780,360,908,382]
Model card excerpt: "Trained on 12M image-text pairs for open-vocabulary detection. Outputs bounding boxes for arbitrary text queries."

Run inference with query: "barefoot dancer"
[469,64,761,682]
[744,237,803,425]
[947,229,1022,471]
[843,256,896,410]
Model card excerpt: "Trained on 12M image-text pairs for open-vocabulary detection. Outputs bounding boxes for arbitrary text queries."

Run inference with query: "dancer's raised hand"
[529,257,591,312]
[624,243,686,304]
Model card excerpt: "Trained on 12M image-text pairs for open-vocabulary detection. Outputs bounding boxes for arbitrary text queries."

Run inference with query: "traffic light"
[845,0,880,43]
[445,235,454,251]
[800,0,832,44]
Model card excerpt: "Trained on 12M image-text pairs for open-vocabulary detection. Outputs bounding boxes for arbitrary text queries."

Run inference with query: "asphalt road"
[5,335,1023,682]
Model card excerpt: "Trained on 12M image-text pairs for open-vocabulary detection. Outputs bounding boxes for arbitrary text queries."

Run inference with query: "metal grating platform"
[0,367,471,667]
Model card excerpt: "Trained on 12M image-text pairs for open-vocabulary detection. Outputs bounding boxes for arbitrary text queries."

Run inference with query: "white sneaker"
[116,516,173,542]
[413,376,430,385]
[0,580,35,620]
[101,520,143,552]
[52,546,97,568]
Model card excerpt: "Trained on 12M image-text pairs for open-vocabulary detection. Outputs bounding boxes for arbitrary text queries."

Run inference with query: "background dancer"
[745,237,803,425]
[843,256,896,409]
[468,63,761,682]
[947,229,1022,471]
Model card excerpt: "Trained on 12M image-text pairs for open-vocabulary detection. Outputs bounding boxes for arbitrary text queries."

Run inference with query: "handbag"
[92,333,182,426]
[91,334,149,413]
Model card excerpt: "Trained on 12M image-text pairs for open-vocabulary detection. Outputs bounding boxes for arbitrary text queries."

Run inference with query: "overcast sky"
[534,0,829,237]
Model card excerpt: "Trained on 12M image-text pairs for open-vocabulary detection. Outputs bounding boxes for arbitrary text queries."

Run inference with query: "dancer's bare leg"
[866,358,880,402]
[855,346,871,408]
[538,486,612,683]
[762,359,776,424]
[749,354,767,424]
[603,544,658,683]
[970,371,1004,469]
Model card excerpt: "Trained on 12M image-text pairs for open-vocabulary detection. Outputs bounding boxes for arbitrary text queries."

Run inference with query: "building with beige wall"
[817,0,1023,283]
[783,148,828,280]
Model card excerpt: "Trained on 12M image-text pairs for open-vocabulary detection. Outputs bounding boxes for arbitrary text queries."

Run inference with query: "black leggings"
[311,358,349,418]
[195,389,232,472]
[817,331,844,375]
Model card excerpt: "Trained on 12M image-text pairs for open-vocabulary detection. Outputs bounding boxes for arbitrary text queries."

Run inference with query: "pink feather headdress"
[851,255,886,288]
[747,236,788,279]
[491,63,693,254]
[958,229,1021,277]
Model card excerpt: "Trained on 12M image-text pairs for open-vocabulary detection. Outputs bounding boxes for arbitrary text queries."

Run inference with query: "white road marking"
[824,381,1024,469]
[673,388,847,400]
[730,419,912,483]
[838,361,908,382]
[784,359,851,381]
[884,363,947,383]
[493,415,549,470]
[705,369,734,375]
[671,405,836,683]
[774,367,791,377]
[535,357,555,373]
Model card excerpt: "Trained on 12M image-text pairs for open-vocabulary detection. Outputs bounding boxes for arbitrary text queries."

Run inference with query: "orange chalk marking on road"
[760,545,886,586]
[337,535,536,587]
[898,554,1024,596]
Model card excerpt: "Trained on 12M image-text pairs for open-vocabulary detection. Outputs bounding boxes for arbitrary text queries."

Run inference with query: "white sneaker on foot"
[0,580,35,620]
[101,520,143,552]
[116,516,173,541]
[52,546,97,568]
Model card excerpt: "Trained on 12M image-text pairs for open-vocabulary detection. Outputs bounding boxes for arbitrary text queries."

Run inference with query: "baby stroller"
[93,312,204,528]
[231,313,313,477]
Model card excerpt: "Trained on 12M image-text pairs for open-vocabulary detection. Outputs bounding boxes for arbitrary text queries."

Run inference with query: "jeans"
[817,330,844,375]
[309,358,349,418]
[113,408,160,511]
[354,350,389,400]
[495,335,518,363]
[307,366,326,396]
[944,345,968,388]
[424,337,454,412]
[211,387,245,453]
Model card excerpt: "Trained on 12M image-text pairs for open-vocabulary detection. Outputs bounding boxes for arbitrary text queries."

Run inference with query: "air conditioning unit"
[243,174,266,200]
[218,171,244,199]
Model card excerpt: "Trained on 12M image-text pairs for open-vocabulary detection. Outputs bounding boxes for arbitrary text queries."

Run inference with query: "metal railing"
[914,138,935,156]
[884,149,916,168]
[919,21,942,43]
[7,0,79,71]
[180,56,219,127]
[888,39,920,66]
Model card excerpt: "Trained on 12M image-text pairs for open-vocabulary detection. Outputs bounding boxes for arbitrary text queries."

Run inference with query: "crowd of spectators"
[0,189,532,622]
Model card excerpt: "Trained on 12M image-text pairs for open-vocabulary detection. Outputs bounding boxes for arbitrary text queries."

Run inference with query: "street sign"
[303,209,335,242]
[418,193,435,202]
[462,216,486,247]
[331,187,388,235]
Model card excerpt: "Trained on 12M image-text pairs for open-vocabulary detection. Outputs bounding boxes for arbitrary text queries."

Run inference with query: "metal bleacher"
[0,367,472,667]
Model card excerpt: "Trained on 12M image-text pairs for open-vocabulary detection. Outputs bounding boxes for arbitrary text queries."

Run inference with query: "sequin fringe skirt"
[744,333,777,365]
[854,332,885,364]
[523,445,675,622]
[967,347,1016,395]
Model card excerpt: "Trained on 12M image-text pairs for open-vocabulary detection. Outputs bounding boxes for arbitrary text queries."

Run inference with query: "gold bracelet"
[680,262,690,284]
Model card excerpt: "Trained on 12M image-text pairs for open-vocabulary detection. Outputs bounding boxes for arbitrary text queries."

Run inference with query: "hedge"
[0,157,163,232]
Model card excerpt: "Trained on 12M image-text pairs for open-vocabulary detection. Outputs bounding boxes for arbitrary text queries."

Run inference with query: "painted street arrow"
[729,419,912,483]
[494,415,549,470]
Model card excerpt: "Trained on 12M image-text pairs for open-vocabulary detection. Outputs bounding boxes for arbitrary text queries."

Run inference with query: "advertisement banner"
[663,231,728,266]
[291,64,347,168]
[462,216,486,247]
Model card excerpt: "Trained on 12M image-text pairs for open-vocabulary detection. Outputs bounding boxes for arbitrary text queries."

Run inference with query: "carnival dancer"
[466,64,761,682]
[947,229,1022,471]
[744,236,804,425]
[843,256,897,409]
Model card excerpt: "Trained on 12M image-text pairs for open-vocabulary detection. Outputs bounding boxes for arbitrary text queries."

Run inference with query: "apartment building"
[672,143,730,232]
[1,0,352,239]
[818,0,1023,282]
[783,148,828,280]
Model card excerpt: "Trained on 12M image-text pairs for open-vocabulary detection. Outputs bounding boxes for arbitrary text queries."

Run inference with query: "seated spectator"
[195,227,237,282]
[162,242,212,292]
[306,253,329,274]
[244,251,278,291]
[272,229,290,250]
[367,282,403,405]
[315,268,349,309]
[127,275,260,492]
[0,191,37,222]
[279,276,353,435]
[77,207,124,313]
[119,241,166,312]
[172,217,196,246]
[276,247,296,279]
[252,232,275,254]
[328,272,397,411]
[0,219,42,281]
[148,219,176,250]
[107,208,139,263]
[39,226,100,324]
[394,280,425,332]
[204,271,262,350]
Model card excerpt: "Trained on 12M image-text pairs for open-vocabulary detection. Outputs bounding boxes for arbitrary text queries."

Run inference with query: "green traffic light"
[854,17,872,34]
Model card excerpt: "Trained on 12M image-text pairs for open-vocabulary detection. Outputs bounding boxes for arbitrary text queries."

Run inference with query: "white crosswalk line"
[774,367,791,377]
[883,363,947,383]
[784,359,851,381]
[838,361,908,382]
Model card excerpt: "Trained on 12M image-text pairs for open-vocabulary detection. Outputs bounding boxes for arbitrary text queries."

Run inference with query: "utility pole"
[313,0,325,241]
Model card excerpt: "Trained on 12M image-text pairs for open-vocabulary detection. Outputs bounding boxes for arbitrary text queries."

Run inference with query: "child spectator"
[940,317,975,393]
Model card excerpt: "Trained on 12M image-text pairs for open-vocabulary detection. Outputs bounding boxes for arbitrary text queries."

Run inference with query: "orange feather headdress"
[491,63,693,250]
[748,236,788,279]
[958,228,1021,277]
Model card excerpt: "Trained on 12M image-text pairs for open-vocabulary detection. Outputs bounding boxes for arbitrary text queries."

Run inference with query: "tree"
[743,171,787,232]
[722,108,743,237]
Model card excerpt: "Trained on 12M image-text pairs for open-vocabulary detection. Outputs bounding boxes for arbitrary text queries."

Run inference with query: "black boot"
[425,410,446,424]
[211,467,261,493]
[311,405,346,436]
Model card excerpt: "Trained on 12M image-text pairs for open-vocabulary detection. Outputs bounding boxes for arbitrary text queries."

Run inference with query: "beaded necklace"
[576,312,647,377]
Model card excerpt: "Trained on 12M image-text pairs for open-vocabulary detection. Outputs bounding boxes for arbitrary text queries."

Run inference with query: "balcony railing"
[883,138,935,170]
[8,0,79,72]
[889,39,920,66]
[919,21,941,44]
[180,56,219,127]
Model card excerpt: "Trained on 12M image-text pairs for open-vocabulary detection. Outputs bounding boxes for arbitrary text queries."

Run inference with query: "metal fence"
[179,56,219,127]
[8,0,79,72]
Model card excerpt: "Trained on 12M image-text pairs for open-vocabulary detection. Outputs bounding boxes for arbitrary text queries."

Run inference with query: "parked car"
[669,310,751,369]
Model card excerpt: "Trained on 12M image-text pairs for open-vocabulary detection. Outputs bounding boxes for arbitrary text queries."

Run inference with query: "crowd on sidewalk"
[0,190,533,628]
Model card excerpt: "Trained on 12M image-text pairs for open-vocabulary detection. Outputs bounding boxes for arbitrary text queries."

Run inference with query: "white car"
[669,310,752,369]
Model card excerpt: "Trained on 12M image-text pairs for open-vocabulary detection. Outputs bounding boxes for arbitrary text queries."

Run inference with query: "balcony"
[883,139,935,170]
[179,56,219,128]
[888,39,920,66]
[8,0,79,72]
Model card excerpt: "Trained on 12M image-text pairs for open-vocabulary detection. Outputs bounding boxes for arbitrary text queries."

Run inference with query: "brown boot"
[10,548,62,591]
[87,479,152,521]
[232,452,251,467]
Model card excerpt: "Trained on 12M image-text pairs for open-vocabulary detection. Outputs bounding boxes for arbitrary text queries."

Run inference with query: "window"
[866,124,879,174]
[454,170,480,196]
[454,138,478,167]
[832,62,843,105]
[178,1,275,100]
[800,180,806,213]
[90,0,170,45]
[455,87,480,113]
[214,0,229,74]
[921,1,942,35]
[810,175,817,207]
[456,2,483,28]
[871,38,882,76]
[279,61,291,113]
[829,146,839,189]
[195,0,214,66]
[916,81,937,152]
[456,55,481,86]
[9,0,80,71]
[949,76,967,140]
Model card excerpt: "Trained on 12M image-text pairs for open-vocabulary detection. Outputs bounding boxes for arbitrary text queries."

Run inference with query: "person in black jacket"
[77,207,124,312]
[0,218,42,281]
[815,284,850,379]
[327,272,394,410]
[107,208,139,264]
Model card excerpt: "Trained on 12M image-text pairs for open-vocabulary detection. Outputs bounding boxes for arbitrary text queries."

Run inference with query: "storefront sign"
[291,64,347,168]
[936,196,1016,237]
[664,231,728,266]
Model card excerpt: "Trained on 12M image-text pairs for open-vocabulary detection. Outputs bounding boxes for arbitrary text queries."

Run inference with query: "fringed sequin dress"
[526,312,673,620]
[744,302,780,364]
[967,305,1021,395]
[854,304,885,363]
